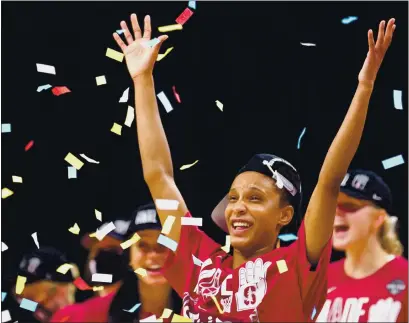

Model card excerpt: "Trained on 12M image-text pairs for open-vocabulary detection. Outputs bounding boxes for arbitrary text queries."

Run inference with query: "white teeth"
[233,221,250,228]
[147,264,161,270]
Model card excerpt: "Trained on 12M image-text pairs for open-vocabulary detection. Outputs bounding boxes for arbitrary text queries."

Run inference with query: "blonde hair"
[378,215,403,256]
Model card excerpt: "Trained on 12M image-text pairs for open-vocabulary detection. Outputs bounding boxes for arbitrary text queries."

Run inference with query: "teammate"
[316,169,407,322]
[2,247,78,323]
[113,14,396,322]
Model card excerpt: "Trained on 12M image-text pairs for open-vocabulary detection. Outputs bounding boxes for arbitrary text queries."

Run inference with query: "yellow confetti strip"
[161,215,176,235]
[276,259,288,274]
[180,160,199,170]
[95,209,102,221]
[171,314,192,323]
[216,100,223,112]
[89,232,97,238]
[221,235,231,253]
[12,176,23,183]
[134,268,147,277]
[157,47,174,62]
[2,188,14,199]
[92,286,104,291]
[68,223,80,235]
[106,48,124,62]
[16,276,27,294]
[158,24,183,32]
[120,233,141,250]
[96,75,107,86]
[64,153,84,170]
[110,123,122,136]
[211,296,224,314]
[56,263,74,274]
[160,308,173,319]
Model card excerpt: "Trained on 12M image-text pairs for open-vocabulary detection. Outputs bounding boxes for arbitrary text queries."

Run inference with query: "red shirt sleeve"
[163,212,223,297]
[50,304,81,322]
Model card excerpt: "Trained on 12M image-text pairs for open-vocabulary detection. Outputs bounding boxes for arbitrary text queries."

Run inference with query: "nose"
[232,200,247,216]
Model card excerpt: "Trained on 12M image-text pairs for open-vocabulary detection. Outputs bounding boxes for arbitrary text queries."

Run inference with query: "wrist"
[133,73,153,86]
[358,80,375,90]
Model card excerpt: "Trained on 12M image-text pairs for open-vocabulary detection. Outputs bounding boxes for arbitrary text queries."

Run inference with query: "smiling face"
[129,229,170,286]
[225,171,294,256]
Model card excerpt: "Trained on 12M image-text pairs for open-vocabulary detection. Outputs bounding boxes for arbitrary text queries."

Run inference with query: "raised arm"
[304,19,396,263]
[113,14,187,243]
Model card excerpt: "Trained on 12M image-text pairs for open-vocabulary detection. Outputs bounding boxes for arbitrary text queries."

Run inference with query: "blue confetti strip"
[157,234,178,252]
[382,155,405,170]
[341,16,358,25]
[1,124,11,133]
[2,292,7,302]
[311,306,317,319]
[144,38,160,48]
[188,0,196,9]
[297,127,306,149]
[278,233,298,242]
[124,302,141,313]
[20,298,38,312]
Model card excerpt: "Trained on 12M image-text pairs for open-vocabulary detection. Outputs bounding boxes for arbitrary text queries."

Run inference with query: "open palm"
[113,14,168,80]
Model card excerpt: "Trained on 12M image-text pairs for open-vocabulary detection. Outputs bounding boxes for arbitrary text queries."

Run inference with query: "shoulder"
[387,256,408,278]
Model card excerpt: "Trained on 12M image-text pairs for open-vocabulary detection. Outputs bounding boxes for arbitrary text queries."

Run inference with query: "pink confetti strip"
[175,8,194,25]
[172,86,181,103]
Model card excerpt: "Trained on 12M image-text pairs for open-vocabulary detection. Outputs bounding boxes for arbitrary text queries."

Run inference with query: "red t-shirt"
[316,257,408,322]
[163,212,332,322]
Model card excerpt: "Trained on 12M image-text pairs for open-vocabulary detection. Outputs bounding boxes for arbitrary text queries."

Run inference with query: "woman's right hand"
[113,14,168,80]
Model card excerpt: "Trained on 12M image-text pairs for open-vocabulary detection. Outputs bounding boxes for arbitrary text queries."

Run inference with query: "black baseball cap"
[340,169,393,213]
[17,247,77,284]
[211,153,303,232]
[126,202,162,238]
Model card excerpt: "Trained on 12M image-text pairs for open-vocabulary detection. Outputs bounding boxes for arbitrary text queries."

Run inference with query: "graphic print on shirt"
[386,279,406,296]
[220,274,233,313]
[194,258,222,299]
[235,258,272,312]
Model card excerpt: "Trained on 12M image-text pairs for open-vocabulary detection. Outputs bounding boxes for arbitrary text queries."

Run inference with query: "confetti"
[134,268,148,277]
[96,75,107,86]
[64,153,84,170]
[111,123,122,135]
[116,29,125,35]
[155,199,179,210]
[106,48,124,62]
[56,263,74,275]
[300,42,316,47]
[92,286,104,292]
[95,209,102,222]
[12,176,23,183]
[124,106,135,127]
[68,166,77,179]
[95,222,116,240]
[158,24,183,32]
[141,315,158,322]
[142,38,160,48]
[119,87,130,103]
[25,140,34,151]
[160,309,173,319]
[297,127,307,150]
[68,223,80,235]
[120,233,141,250]
[161,216,176,235]
[192,254,202,266]
[175,8,194,25]
[16,276,27,294]
[124,302,141,313]
[188,0,196,10]
[52,86,71,96]
[157,47,174,62]
[180,160,199,170]
[211,296,224,314]
[20,298,38,312]
[157,234,178,252]
[276,259,288,274]
[31,232,40,249]
[393,90,403,110]
[181,217,202,226]
[1,293,6,302]
[311,306,317,320]
[36,63,56,75]
[80,153,100,164]
[157,91,173,113]
[37,84,52,92]
[278,233,298,242]
[382,155,405,170]
[1,310,11,323]
[73,277,92,290]
[92,273,113,283]
[1,188,14,199]
[221,235,231,253]
[341,16,358,24]
[171,314,192,323]
[172,86,181,103]
[1,242,8,252]
[215,100,223,111]
[1,124,11,133]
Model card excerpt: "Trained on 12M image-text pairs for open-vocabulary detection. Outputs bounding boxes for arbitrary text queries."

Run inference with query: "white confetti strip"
[300,42,316,47]
[181,217,202,226]
[157,234,178,251]
[382,155,405,170]
[96,75,107,86]
[12,176,23,183]
[161,216,176,235]
[95,222,116,241]
[276,259,288,274]
[68,166,77,179]
[119,87,130,103]
[92,273,113,283]
[36,84,52,92]
[393,90,403,110]
[2,242,8,252]
[31,232,40,249]
[124,106,135,127]
[1,310,11,322]
[192,254,202,266]
[1,124,11,133]
[36,63,56,75]
[155,199,179,210]
[180,160,199,170]
[157,91,173,113]
[80,154,100,164]
[124,302,141,313]
[221,236,231,253]
[215,100,223,111]
[95,209,102,221]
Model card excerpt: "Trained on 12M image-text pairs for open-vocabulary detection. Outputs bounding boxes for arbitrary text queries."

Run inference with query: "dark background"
[1,1,408,297]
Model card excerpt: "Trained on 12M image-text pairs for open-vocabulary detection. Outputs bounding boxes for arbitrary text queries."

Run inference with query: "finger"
[113,33,127,52]
[131,14,142,39]
[375,20,385,48]
[384,18,396,47]
[246,261,254,283]
[143,15,152,40]
[120,20,134,45]
[368,29,376,51]
[238,268,247,286]
[152,35,168,53]
[254,258,263,282]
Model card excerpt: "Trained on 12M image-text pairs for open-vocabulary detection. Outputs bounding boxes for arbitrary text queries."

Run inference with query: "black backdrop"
[1,1,408,291]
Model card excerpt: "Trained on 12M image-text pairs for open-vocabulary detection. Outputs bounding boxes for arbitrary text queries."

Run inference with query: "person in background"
[316,169,407,322]
[2,247,78,323]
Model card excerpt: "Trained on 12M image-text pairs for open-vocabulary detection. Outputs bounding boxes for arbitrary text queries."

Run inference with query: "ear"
[373,208,387,231]
[278,204,294,227]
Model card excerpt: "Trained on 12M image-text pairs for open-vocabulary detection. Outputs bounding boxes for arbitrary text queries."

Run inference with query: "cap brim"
[340,188,377,205]
[81,234,122,250]
[211,195,229,233]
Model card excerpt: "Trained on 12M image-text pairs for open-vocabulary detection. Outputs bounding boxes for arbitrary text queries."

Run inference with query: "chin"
[142,275,168,286]
[230,236,254,254]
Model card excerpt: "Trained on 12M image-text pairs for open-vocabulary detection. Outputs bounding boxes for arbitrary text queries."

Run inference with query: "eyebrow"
[229,185,266,194]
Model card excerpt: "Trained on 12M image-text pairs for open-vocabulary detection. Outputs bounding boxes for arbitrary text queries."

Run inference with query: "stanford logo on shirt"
[387,280,406,296]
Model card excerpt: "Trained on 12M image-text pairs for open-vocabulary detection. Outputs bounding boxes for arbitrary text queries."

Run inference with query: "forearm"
[133,74,174,181]
[318,81,374,188]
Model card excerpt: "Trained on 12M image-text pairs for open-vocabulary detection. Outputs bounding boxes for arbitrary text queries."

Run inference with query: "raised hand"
[113,14,168,80]
[358,18,396,85]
